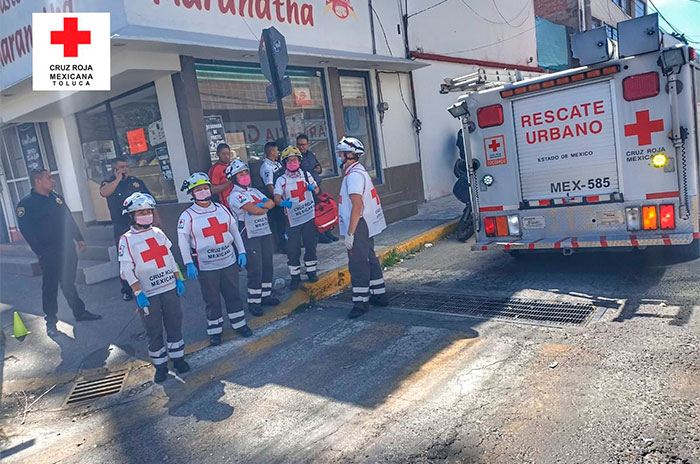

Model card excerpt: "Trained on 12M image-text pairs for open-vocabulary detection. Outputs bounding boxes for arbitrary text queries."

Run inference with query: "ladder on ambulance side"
[453,43,700,255]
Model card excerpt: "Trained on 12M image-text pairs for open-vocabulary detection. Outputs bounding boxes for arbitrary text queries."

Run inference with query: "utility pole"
[583,0,592,31]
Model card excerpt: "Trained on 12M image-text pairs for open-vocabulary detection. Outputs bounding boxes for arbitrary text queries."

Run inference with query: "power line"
[491,0,532,28]
[443,26,537,55]
[407,0,450,18]
[369,4,393,56]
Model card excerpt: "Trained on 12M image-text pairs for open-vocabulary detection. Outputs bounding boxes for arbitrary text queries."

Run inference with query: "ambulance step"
[384,200,418,224]
[0,255,41,276]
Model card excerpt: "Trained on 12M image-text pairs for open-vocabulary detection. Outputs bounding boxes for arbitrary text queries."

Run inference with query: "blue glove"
[136,292,150,309]
[256,202,266,208]
[176,279,185,296]
[280,199,293,208]
[238,253,247,268]
[307,183,315,192]
[186,263,198,280]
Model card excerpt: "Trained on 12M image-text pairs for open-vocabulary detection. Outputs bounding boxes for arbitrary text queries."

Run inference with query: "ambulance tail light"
[484,215,520,237]
[484,217,497,237]
[626,207,641,231]
[623,72,660,101]
[689,47,696,61]
[659,204,675,229]
[495,216,509,237]
[477,104,503,128]
[642,206,658,230]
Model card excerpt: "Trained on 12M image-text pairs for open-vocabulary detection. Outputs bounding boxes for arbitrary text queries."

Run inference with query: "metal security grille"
[65,371,128,406]
[380,290,595,327]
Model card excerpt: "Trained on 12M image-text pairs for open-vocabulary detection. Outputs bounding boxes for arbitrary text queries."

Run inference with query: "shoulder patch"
[132,182,140,188]
[55,197,63,205]
[16,207,25,217]
[177,218,185,230]
[118,244,125,258]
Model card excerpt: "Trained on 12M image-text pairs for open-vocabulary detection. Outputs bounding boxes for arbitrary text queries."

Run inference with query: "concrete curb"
[2,219,458,395]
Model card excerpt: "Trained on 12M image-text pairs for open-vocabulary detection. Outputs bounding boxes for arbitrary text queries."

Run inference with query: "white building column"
[48,116,96,221]
[154,74,190,203]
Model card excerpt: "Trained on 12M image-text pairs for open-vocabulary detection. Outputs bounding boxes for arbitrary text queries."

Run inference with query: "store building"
[0,0,426,243]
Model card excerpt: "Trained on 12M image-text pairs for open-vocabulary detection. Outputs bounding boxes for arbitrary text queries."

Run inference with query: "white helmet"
[335,136,365,156]
[122,192,156,215]
[181,172,211,192]
[225,159,249,180]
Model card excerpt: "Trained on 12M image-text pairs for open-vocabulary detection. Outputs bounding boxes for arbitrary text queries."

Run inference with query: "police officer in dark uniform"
[16,169,102,337]
[99,156,157,301]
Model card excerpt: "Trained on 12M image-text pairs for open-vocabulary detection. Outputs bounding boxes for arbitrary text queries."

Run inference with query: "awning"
[111,25,427,72]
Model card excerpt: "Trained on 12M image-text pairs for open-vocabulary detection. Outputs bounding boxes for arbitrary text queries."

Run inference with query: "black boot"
[236,325,253,337]
[290,275,302,290]
[306,271,318,283]
[74,310,102,321]
[348,302,369,319]
[210,334,222,346]
[154,365,168,383]
[318,232,332,244]
[369,294,389,306]
[173,358,190,374]
[46,322,58,337]
[248,303,263,317]
[261,296,280,306]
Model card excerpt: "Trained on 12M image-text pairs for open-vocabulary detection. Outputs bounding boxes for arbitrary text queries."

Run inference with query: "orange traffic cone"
[11,311,30,338]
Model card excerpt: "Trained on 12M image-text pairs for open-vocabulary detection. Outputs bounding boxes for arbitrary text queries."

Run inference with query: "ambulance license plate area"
[513,81,620,203]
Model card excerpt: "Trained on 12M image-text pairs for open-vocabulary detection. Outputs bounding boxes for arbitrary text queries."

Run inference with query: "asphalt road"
[2,238,699,463]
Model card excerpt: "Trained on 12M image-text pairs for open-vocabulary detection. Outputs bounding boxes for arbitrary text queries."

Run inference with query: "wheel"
[456,217,474,242]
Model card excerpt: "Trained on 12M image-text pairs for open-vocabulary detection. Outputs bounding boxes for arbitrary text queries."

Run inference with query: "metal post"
[583,0,592,31]
[667,74,689,218]
[263,30,289,147]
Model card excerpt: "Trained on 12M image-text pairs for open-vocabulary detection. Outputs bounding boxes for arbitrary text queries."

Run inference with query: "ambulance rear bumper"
[472,232,699,251]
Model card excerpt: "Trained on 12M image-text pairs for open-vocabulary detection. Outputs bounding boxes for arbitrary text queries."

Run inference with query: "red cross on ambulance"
[624,110,664,146]
[483,135,507,167]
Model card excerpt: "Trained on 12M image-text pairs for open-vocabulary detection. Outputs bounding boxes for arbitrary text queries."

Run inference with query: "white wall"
[591,0,632,26]
[412,60,479,200]
[373,71,419,170]
[407,0,537,67]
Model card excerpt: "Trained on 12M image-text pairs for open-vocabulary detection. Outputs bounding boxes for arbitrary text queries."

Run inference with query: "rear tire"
[456,217,474,242]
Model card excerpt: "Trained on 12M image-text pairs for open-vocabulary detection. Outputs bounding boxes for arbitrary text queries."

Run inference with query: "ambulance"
[448,14,700,256]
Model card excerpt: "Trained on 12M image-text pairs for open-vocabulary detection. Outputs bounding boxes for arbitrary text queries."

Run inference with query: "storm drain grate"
[65,371,128,406]
[380,290,596,327]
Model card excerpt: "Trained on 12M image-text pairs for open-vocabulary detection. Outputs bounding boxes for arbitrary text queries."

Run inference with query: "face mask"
[286,161,300,172]
[135,214,153,226]
[238,174,251,186]
[193,188,211,201]
[337,156,345,169]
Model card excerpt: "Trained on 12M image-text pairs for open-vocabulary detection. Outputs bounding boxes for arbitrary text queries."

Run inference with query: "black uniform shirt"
[16,190,84,258]
[101,175,151,229]
[300,149,322,185]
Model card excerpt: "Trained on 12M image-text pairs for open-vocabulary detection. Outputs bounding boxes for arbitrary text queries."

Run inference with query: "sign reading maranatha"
[32,12,110,91]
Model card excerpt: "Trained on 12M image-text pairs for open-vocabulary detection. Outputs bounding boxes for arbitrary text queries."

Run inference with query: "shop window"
[76,84,177,218]
[634,0,645,17]
[195,62,335,177]
[339,72,380,179]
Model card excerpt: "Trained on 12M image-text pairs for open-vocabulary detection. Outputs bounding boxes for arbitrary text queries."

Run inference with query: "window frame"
[75,82,179,204]
[337,69,383,184]
[194,59,338,177]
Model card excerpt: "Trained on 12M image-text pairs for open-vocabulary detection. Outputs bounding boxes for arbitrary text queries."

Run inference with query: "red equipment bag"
[314,193,339,232]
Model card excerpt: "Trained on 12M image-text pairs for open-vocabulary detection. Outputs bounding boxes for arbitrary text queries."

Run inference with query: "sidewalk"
[0,195,463,393]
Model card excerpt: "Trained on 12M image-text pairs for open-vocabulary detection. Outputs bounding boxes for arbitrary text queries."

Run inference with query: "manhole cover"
[338,289,596,327]
[65,371,129,406]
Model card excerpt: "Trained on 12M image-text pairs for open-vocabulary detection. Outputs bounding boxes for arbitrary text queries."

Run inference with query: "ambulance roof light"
[448,101,469,119]
[618,13,661,58]
[570,27,615,66]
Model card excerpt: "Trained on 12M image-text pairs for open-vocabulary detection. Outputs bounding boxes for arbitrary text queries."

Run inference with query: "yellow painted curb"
[2,219,458,395]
